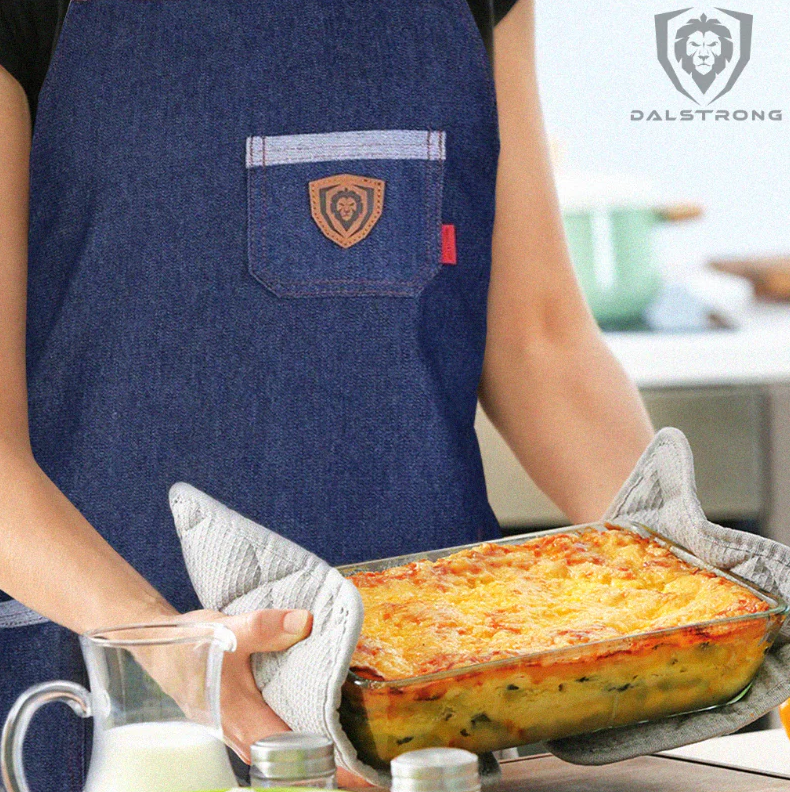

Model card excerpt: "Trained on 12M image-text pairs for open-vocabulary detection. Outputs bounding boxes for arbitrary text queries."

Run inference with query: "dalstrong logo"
[632,7,781,121]
[308,174,385,249]
[655,7,753,105]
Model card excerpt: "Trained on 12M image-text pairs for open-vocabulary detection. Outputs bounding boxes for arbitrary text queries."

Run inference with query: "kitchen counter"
[604,303,790,389]
[492,753,790,791]
[361,752,790,791]
[605,301,790,549]
[477,302,790,537]
[663,728,790,778]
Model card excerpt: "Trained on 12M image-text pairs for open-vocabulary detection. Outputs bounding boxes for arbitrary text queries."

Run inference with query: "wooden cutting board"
[711,257,790,301]
[491,754,790,792]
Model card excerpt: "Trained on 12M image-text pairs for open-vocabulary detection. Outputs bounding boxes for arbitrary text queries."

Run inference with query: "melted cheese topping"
[349,526,768,681]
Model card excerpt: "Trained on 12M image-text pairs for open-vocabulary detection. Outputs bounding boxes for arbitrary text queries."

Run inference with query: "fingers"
[224,609,313,656]
[222,690,291,764]
[338,766,374,788]
[175,608,314,765]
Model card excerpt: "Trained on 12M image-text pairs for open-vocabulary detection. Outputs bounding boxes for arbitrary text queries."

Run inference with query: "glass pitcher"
[1,622,239,792]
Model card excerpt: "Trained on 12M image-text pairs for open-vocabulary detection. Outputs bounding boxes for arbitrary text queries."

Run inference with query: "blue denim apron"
[1,1,500,788]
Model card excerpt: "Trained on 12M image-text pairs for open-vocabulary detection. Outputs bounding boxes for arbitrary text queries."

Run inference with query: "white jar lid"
[250,733,335,780]
[391,748,481,792]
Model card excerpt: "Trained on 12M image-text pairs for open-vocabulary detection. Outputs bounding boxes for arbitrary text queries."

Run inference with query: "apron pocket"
[246,129,445,297]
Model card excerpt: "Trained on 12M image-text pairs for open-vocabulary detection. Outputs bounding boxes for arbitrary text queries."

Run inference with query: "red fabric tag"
[441,224,457,265]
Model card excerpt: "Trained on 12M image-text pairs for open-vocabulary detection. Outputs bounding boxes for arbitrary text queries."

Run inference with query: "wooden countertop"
[489,754,790,791]
[360,752,790,791]
[662,729,790,777]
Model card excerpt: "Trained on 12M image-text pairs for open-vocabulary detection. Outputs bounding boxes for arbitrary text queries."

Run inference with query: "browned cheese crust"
[349,526,768,681]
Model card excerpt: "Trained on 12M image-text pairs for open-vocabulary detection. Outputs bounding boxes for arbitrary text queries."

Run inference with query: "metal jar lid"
[391,748,481,792]
[250,733,335,780]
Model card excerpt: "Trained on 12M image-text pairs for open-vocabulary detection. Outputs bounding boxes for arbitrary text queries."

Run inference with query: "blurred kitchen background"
[475,0,790,551]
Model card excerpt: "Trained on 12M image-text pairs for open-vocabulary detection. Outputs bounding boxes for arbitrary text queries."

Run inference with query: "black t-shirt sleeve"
[0,7,26,86]
[0,0,68,120]
[493,0,519,24]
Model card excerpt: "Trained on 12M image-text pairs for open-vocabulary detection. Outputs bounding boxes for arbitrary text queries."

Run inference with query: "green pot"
[562,204,702,328]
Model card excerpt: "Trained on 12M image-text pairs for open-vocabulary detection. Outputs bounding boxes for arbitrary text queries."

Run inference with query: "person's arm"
[0,66,171,634]
[0,65,319,767]
[479,0,654,523]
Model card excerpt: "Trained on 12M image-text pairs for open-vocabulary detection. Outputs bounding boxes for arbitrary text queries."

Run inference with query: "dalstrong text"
[631,109,783,121]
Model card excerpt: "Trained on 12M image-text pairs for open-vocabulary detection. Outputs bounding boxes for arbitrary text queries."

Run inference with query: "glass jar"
[391,748,481,792]
[250,733,337,789]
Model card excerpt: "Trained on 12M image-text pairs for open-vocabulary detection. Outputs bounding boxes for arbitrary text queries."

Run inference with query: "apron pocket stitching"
[246,128,445,298]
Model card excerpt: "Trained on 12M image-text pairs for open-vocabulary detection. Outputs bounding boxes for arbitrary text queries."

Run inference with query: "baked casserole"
[338,523,786,768]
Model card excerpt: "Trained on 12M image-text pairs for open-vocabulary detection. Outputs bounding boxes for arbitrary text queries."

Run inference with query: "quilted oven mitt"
[172,425,790,777]
[168,483,385,786]
[547,427,790,764]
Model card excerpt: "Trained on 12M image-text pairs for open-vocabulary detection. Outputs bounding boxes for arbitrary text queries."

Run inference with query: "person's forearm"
[0,67,175,634]
[479,329,654,523]
[481,1,653,522]
[0,442,177,633]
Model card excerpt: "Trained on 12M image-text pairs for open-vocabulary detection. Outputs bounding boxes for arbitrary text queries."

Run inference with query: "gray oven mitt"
[546,427,790,765]
[169,483,385,786]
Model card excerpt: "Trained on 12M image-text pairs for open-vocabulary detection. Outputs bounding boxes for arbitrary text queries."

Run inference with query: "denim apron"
[0,1,501,789]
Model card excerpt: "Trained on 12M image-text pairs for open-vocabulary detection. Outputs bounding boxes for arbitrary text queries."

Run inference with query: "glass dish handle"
[1,681,92,792]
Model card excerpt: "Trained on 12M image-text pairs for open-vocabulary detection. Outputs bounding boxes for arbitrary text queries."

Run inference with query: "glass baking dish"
[337,521,788,770]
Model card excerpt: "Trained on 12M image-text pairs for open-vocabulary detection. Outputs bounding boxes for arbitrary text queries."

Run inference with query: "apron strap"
[0,600,49,629]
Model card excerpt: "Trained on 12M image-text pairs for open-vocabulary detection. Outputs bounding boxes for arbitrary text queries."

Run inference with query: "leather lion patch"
[308,174,385,249]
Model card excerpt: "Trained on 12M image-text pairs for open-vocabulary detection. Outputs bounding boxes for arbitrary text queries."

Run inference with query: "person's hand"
[174,608,312,762]
[336,767,373,789]
[151,608,372,787]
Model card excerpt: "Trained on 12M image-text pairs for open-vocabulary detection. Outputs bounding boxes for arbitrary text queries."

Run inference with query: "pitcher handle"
[1,681,92,792]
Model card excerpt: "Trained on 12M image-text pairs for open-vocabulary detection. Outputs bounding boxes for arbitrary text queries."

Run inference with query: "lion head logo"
[674,12,734,94]
[330,189,363,230]
[308,174,385,249]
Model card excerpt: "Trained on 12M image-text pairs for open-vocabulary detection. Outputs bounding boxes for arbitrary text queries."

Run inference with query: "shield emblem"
[308,174,385,248]
[655,8,753,106]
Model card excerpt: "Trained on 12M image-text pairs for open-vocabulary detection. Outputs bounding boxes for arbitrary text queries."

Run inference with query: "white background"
[534,1,790,279]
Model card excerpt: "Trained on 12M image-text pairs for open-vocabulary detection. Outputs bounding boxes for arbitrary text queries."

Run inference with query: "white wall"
[535,1,790,279]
